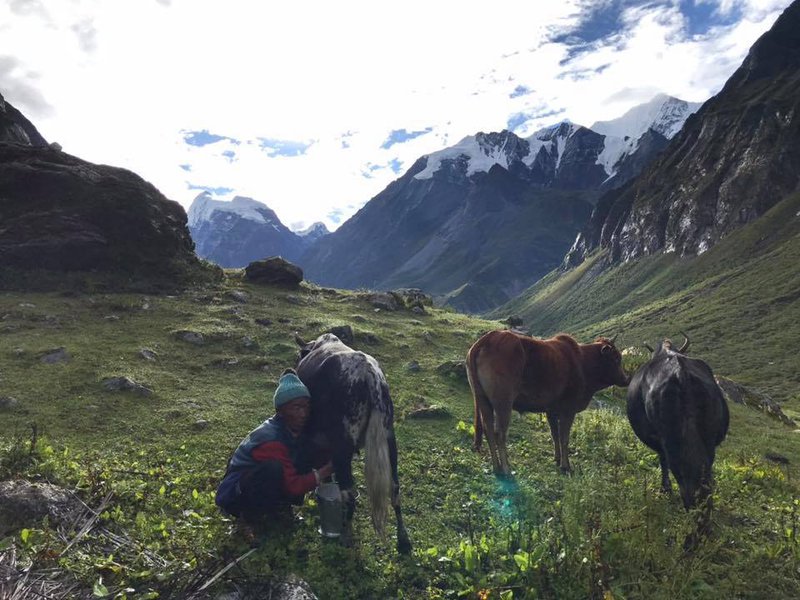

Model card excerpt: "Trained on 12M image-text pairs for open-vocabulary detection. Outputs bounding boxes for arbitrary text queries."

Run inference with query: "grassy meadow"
[1,274,799,599]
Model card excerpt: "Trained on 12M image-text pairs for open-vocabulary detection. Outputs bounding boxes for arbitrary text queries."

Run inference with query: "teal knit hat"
[273,369,310,409]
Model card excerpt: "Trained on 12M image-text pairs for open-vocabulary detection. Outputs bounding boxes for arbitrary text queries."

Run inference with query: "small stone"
[411,306,425,315]
[328,325,354,345]
[176,331,205,345]
[193,419,209,430]
[406,405,451,420]
[0,396,18,410]
[255,318,272,326]
[228,290,249,304]
[406,360,421,373]
[436,360,467,381]
[139,348,158,361]
[102,377,153,396]
[40,347,69,364]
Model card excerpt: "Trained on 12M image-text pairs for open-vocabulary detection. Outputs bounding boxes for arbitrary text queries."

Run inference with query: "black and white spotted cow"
[294,333,412,554]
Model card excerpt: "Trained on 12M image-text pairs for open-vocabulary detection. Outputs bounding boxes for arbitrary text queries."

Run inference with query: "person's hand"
[317,461,334,481]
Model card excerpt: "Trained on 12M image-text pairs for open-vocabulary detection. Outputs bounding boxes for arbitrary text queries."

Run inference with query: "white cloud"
[0,0,792,230]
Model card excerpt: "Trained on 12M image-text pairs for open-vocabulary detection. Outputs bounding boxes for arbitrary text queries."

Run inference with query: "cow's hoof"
[397,536,412,555]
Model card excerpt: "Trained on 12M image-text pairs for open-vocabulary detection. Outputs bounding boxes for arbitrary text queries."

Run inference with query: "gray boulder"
[0,480,84,537]
[244,257,303,286]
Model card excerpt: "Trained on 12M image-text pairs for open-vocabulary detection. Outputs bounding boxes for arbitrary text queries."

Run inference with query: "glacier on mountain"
[412,95,700,183]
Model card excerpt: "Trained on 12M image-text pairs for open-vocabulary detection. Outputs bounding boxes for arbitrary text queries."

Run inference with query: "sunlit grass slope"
[1,274,798,599]
[495,191,800,404]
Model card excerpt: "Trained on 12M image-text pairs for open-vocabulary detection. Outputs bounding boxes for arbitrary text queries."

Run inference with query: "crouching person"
[216,368,333,524]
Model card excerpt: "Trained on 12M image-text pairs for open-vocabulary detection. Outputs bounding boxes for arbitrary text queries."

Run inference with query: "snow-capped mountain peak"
[187,193,281,229]
[522,120,579,170]
[591,94,702,141]
[413,130,528,180]
[295,222,330,240]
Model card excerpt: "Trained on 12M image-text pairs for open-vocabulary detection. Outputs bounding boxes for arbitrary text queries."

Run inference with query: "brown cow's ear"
[601,344,611,355]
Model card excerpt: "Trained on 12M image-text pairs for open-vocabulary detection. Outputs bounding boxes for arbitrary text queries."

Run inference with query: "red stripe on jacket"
[251,440,317,497]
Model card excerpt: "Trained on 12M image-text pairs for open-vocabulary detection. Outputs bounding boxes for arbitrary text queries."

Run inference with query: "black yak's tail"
[364,408,392,536]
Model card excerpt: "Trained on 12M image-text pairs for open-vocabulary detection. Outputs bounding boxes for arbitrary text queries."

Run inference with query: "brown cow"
[466,330,629,475]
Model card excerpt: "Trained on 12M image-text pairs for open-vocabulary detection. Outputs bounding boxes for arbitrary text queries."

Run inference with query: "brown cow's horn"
[678,331,690,353]
[609,333,618,345]
[643,342,654,353]
[294,332,307,347]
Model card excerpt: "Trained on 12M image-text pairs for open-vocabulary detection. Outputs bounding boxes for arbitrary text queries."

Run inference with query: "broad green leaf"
[93,579,109,597]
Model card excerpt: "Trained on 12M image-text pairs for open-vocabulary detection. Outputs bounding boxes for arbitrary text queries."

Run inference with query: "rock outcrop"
[0,91,47,147]
[0,92,218,289]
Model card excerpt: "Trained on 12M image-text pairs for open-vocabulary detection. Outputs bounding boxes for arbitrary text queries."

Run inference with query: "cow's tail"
[662,374,708,508]
[465,342,484,450]
[364,409,392,536]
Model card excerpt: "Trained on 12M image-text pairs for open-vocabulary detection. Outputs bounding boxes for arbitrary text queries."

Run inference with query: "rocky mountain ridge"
[566,0,800,266]
[0,92,48,147]
[301,94,698,312]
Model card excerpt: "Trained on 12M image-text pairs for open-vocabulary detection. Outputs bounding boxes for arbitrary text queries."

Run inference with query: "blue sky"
[0,0,792,230]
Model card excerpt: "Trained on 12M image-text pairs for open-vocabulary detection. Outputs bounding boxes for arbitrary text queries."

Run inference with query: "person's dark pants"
[216,461,304,522]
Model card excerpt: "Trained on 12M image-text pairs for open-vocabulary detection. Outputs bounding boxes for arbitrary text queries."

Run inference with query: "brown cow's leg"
[477,398,502,474]
[557,412,576,474]
[495,404,513,476]
[546,412,561,467]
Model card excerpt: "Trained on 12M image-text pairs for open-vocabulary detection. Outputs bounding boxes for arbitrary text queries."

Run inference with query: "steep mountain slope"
[567,0,800,265]
[302,97,697,312]
[495,191,800,401]
[494,2,800,402]
[188,193,307,267]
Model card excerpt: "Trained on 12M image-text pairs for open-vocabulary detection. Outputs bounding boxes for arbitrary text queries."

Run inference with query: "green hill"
[494,191,800,408]
[1,275,798,599]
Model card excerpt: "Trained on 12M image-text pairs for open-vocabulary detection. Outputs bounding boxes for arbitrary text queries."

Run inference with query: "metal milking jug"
[315,478,345,538]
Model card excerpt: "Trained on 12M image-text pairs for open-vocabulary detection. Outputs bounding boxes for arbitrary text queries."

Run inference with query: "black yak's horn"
[294,332,307,347]
[678,331,690,354]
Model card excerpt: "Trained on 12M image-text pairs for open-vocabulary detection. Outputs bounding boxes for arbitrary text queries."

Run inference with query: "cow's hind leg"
[546,412,561,467]
[330,431,357,525]
[389,430,412,554]
[494,403,513,477]
[476,396,503,475]
[556,412,576,474]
